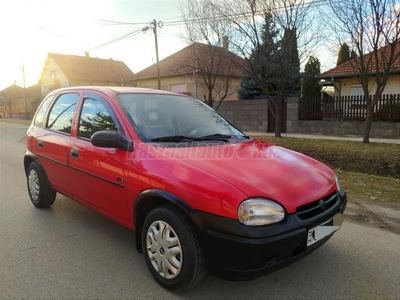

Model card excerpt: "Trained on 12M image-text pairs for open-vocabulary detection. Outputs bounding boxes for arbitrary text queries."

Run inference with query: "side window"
[78,98,119,139]
[46,93,79,134]
[34,94,55,127]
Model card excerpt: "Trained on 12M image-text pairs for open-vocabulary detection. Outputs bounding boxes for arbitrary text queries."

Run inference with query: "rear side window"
[46,93,79,134]
[33,95,55,127]
[78,97,120,139]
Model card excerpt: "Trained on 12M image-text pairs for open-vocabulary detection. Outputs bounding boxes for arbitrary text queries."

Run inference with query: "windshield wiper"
[150,134,231,143]
[199,133,251,140]
[150,135,199,142]
[150,134,250,143]
[196,134,231,142]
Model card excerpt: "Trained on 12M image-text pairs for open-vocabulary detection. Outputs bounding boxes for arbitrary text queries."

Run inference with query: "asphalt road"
[1,120,399,299]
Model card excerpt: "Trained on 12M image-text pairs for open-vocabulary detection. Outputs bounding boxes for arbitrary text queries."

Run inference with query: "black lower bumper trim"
[189,190,347,280]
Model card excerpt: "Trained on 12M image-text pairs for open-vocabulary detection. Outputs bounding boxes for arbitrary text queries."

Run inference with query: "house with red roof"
[39,52,134,96]
[132,42,244,101]
[318,41,400,97]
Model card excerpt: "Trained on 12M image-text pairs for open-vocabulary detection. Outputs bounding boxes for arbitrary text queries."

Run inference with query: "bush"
[374,102,400,122]
[255,137,400,178]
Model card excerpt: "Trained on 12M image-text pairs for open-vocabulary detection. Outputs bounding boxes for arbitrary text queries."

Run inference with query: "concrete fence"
[287,98,400,139]
[216,99,269,132]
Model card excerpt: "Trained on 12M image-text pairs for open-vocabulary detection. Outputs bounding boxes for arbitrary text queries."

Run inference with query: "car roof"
[50,86,186,96]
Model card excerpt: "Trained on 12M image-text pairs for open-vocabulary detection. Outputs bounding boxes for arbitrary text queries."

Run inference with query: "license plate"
[307,214,344,247]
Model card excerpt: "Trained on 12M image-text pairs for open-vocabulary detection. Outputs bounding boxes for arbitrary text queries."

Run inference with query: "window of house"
[350,85,364,96]
[50,70,56,79]
[46,93,78,134]
[78,97,120,140]
[350,84,364,106]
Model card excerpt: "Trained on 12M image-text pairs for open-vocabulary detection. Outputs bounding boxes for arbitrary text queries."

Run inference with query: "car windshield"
[117,93,246,142]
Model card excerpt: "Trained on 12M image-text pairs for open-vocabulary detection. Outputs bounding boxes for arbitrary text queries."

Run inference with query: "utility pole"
[21,64,26,88]
[152,19,161,90]
[142,19,163,90]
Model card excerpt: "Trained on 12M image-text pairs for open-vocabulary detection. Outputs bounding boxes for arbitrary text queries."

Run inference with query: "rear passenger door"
[35,92,79,194]
[68,92,131,223]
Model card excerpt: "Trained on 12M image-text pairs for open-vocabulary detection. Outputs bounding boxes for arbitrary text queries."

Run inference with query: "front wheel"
[142,206,206,291]
[27,162,56,208]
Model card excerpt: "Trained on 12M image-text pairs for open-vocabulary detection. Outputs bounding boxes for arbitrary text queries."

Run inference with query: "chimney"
[222,36,229,50]
[85,52,89,58]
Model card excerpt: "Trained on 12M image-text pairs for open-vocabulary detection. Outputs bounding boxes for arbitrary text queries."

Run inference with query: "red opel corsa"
[25,87,346,291]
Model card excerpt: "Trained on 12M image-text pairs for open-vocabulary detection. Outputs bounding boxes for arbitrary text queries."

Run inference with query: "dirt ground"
[345,196,400,234]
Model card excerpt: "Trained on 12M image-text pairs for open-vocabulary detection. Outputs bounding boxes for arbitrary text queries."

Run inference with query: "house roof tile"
[319,40,400,79]
[41,53,134,83]
[134,42,245,80]
[0,84,26,98]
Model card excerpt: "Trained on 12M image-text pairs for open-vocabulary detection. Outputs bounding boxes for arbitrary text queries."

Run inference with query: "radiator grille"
[296,192,338,220]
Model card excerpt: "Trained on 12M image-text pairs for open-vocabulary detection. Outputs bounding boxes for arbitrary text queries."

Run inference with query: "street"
[1,120,399,299]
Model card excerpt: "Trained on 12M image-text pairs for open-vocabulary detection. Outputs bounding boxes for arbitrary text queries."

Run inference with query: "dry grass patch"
[255,136,400,178]
[335,169,400,202]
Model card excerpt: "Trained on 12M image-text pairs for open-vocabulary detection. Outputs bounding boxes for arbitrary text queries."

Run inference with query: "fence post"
[287,97,299,133]
[389,94,393,122]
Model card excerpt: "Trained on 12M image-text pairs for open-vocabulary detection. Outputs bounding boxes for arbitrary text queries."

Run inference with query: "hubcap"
[28,169,40,201]
[146,220,182,279]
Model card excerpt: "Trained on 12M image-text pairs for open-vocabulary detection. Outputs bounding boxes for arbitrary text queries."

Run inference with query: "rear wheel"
[142,206,206,291]
[27,162,56,208]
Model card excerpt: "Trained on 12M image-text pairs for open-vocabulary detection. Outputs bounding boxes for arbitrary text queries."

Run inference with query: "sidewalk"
[245,132,400,144]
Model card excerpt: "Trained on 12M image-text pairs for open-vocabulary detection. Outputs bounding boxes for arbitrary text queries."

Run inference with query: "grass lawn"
[253,136,400,202]
[335,169,400,202]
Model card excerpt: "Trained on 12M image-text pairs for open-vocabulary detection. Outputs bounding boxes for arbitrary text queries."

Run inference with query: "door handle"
[71,148,79,158]
[37,140,44,148]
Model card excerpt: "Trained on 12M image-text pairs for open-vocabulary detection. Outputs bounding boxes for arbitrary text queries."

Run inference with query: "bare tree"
[328,0,400,143]
[180,0,244,109]
[206,0,323,137]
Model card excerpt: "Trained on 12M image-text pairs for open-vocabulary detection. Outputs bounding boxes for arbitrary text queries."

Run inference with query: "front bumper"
[190,189,347,280]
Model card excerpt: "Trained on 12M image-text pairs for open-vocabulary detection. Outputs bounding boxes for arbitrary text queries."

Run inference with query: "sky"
[0,0,189,90]
[0,0,337,91]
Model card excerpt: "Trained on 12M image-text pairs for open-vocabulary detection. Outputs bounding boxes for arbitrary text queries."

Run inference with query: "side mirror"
[91,131,133,152]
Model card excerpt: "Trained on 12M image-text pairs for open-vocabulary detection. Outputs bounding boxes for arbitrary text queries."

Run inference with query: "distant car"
[24,87,346,291]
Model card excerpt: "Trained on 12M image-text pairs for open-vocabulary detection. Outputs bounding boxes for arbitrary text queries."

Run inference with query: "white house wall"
[336,74,400,97]
[40,57,69,95]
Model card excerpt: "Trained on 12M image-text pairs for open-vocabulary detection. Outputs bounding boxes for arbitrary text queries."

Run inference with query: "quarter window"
[78,98,119,139]
[46,93,79,134]
[34,94,55,127]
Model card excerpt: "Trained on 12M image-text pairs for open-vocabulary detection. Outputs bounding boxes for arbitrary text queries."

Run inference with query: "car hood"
[154,140,337,213]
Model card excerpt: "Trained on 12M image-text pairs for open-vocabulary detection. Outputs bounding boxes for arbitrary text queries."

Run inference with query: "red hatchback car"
[25,87,346,291]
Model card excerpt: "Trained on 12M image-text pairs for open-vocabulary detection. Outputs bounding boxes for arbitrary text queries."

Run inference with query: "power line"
[93,0,332,29]
[94,18,151,26]
[76,0,334,55]
[76,29,143,54]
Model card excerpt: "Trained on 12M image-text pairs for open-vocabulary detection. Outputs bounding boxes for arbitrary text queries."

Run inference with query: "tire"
[142,205,206,291]
[27,162,56,208]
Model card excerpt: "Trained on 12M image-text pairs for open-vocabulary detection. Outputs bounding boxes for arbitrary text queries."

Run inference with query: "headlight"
[238,198,286,226]
[335,174,341,191]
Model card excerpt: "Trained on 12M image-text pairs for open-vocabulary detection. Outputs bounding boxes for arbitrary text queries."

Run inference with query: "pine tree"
[239,13,279,99]
[336,43,351,66]
[350,50,358,59]
[281,28,300,97]
[302,56,321,99]
[237,77,265,99]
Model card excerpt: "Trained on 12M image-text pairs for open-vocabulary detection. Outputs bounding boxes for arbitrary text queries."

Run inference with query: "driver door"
[68,92,131,223]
